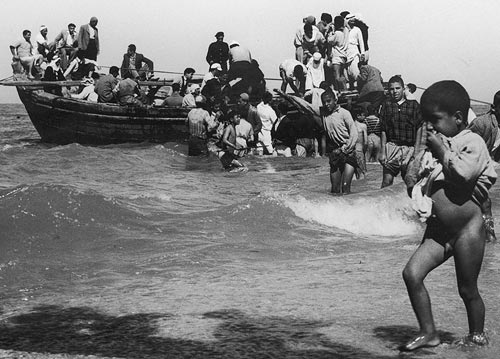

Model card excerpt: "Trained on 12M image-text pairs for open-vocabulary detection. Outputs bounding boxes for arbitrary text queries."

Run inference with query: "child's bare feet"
[455,332,489,347]
[401,333,440,351]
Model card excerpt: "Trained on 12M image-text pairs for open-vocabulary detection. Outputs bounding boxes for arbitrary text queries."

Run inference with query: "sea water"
[0,104,499,358]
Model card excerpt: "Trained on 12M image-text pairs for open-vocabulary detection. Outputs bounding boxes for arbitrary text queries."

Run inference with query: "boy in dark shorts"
[402,81,496,351]
[379,75,422,188]
[219,110,246,171]
[321,89,358,193]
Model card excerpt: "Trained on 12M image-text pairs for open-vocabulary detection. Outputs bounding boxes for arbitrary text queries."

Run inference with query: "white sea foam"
[1,144,14,152]
[128,192,173,202]
[281,192,421,237]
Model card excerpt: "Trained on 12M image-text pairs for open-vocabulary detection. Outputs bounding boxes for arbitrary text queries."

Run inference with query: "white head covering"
[187,83,200,94]
[195,95,206,104]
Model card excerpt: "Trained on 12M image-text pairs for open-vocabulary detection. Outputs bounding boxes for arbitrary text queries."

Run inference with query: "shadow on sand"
[0,305,403,358]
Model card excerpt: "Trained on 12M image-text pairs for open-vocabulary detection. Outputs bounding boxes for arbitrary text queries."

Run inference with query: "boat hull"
[17,88,191,145]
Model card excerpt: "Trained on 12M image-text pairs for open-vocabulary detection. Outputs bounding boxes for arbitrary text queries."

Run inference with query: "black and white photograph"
[0,1,499,358]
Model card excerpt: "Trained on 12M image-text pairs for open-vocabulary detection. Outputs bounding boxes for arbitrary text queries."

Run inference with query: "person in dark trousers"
[206,31,229,73]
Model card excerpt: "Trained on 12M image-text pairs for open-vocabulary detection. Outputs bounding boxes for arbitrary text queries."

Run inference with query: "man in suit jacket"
[54,23,78,71]
[77,17,99,61]
[120,44,154,80]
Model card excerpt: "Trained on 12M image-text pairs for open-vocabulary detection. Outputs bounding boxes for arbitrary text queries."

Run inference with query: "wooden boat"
[4,77,362,146]
[2,76,193,145]
[15,86,191,145]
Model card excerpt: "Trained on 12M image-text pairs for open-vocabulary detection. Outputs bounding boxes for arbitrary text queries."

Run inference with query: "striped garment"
[187,108,217,139]
[364,115,381,136]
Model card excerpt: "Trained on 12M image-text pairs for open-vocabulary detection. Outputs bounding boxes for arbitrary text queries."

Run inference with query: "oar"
[0,80,82,87]
[0,79,202,87]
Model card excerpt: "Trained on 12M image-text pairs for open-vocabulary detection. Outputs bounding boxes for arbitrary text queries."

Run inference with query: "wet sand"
[1,237,498,359]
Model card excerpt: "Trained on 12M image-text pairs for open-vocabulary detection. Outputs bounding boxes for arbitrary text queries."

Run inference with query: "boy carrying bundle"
[402,80,496,351]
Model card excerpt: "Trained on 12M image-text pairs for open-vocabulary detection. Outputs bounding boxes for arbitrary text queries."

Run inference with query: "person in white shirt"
[182,84,201,108]
[54,23,78,71]
[235,117,254,157]
[201,63,221,90]
[279,59,307,96]
[256,92,278,155]
[293,15,319,64]
[173,67,195,96]
[404,83,418,101]
[228,41,253,81]
[71,72,100,102]
[305,52,325,91]
[345,13,365,89]
[35,25,56,58]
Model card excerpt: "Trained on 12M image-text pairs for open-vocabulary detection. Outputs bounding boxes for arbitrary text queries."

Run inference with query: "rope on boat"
[0,75,14,82]
[98,65,283,82]
[96,66,493,104]
[0,67,492,106]
[415,85,492,106]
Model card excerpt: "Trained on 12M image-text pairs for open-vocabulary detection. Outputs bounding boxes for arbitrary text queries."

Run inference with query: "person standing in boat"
[120,44,154,81]
[356,55,385,112]
[351,13,370,63]
[301,23,326,65]
[326,15,349,91]
[186,95,218,156]
[294,16,318,64]
[206,31,229,73]
[317,13,333,37]
[227,41,252,82]
[305,52,326,92]
[344,13,365,90]
[77,17,99,61]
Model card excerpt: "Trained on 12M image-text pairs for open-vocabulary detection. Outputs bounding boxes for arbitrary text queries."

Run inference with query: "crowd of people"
[8,14,499,193]
[8,11,500,353]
